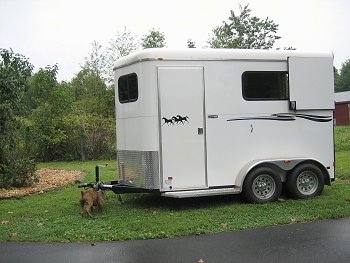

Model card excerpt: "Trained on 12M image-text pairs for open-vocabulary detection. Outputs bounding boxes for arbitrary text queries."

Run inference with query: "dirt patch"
[0,169,84,199]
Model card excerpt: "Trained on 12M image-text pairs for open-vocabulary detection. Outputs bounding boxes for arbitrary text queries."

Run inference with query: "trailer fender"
[234,158,311,187]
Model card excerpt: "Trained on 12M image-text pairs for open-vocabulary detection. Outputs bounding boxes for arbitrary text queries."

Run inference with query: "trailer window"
[118,73,138,103]
[242,71,289,100]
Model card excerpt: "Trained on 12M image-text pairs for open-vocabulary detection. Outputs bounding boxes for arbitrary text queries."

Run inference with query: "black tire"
[286,163,325,199]
[243,167,282,204]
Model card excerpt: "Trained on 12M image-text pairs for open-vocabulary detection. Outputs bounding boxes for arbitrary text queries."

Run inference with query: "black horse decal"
[162,115,189,126]
[172,116,181,124]
[176,115,189,124]
[162,117,174,126]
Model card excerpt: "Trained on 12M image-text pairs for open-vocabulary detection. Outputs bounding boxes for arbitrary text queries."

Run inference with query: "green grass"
[335,126,350,152]
[1,126,350,242]
[0,178,349,242]
[1,159,349,242]
[335,126,350,179]
[336,151,350,179]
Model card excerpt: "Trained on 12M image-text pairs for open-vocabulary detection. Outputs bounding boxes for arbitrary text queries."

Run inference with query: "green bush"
[0,157,37,189]
[84,116,116,160]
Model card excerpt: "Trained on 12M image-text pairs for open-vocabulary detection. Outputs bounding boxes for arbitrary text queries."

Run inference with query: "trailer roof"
[113,48,333,70]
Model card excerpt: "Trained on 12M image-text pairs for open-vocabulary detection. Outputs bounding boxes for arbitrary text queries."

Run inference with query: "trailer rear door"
[158,66,207,191]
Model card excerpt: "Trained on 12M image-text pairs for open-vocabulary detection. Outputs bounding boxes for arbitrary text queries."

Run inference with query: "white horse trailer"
[112,48,335,203]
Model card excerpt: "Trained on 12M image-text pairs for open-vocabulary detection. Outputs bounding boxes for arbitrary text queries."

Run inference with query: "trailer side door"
[288,56,334,110]
[158,66,207,191]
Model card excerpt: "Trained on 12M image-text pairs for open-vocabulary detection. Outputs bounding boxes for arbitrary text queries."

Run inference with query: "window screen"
[118,73,138,103]
[242,71,289,100]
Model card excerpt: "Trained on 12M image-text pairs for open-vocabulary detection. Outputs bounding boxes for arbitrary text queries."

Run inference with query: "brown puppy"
[80,190,104,218]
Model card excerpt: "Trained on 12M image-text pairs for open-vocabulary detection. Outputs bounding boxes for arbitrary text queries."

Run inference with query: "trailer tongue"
[78,165,156,196]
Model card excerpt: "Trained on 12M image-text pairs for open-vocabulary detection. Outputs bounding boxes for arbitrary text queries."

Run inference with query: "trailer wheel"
[243,167,282,204]
[286,163,324,199]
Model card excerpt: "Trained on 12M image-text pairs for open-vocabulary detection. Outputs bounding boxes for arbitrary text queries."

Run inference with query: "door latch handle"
[198,127,204,135]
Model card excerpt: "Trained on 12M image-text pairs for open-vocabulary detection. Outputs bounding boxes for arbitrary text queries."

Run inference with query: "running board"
[161,187,241,198]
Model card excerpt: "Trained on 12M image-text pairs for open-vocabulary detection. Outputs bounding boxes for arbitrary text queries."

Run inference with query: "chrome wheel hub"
[252,174,275,200]
[297,171,318,194]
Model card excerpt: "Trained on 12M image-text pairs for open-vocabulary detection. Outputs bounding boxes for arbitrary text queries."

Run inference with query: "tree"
[334,67,340,92]
[26,65,75,161]
[187,39,196,48]
[141,29,166,48]
[336,60,350,92]
[83,40,108,82]
[69,69,116,160]
[25,64,59,110]
[70,68,114,118]
[0,49,33,131]
[105,27,140,84]
[0,48,37,188]
[109,27,140,57]
[207,4,280,49]
[24,66,116,161]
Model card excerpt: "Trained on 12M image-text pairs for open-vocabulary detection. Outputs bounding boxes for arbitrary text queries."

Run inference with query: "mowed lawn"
[0,127,349,242]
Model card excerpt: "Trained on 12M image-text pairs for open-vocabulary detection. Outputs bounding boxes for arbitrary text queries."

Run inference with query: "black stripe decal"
[227,113,332,123]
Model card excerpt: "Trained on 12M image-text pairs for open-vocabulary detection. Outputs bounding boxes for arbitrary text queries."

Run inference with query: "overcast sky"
[1,0,349,81]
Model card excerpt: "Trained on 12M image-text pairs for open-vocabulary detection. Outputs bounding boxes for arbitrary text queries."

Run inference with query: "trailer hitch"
[78,163,123,202]
[77,164,107,190]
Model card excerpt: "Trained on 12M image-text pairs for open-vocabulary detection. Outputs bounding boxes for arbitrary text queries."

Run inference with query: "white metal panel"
[205,60,334,187]
[115,62,159,119]
[206,111,334,187]
[204,61,288,116]
[116,116,159,151]
[205,61,289,187]
[158,66,207,190]
[115,62,160,152]
[289,57,334,110]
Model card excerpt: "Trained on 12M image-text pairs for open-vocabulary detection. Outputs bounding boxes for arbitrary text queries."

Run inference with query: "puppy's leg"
[97,192,104,212]
[85,199,94,218]
[97,199,103,212]
[80,191,85,208]
[80,192,87,216]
